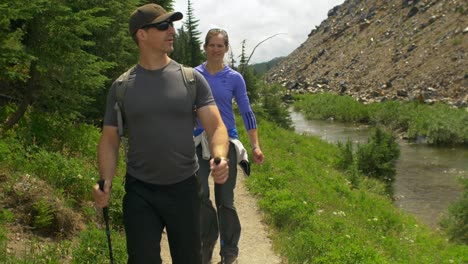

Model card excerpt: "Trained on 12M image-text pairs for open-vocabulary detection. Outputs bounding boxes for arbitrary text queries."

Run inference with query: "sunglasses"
[143,21,173,31]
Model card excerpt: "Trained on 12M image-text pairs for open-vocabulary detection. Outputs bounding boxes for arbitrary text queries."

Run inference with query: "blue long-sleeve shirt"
[194,62,257,139]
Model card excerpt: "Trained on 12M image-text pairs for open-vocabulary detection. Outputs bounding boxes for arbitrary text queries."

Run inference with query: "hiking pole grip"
[97,179,114,264]
[97,179,105,192]
[97,180,108,207]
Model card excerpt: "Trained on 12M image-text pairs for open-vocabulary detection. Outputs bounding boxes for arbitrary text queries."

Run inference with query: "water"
[290,110,467,228]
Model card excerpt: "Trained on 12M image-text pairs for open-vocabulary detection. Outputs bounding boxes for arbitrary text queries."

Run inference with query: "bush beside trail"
[294,93,468,146]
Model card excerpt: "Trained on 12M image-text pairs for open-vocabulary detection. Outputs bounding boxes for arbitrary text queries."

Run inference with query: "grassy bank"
[0,108,466,263]
[293,93,468,146]
[238,119,467,263]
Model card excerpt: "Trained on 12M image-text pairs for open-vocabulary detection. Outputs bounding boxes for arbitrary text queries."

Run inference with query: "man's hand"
[210,157,229,184]
[93,179,112,208]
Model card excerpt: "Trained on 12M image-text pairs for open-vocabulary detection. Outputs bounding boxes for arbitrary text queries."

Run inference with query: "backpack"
[113,64,197,161]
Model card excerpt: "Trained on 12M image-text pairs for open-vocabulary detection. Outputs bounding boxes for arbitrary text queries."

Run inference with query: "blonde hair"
[204,28,229,48]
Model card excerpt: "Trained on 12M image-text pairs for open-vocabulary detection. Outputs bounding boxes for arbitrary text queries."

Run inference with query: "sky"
[173,0,345,64]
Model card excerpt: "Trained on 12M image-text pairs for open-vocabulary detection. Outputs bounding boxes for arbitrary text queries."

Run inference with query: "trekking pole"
[98,180,114,264]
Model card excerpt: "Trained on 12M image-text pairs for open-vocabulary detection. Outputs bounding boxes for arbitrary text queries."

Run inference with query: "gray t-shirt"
[103,60,215,185]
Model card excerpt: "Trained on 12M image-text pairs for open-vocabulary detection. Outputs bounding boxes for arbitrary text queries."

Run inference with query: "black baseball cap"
[129,4,183,35]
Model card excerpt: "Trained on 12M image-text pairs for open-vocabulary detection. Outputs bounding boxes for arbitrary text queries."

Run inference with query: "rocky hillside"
[266,0,467,107]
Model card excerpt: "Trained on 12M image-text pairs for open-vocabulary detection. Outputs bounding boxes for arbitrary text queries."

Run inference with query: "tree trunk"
[2,61,38,131]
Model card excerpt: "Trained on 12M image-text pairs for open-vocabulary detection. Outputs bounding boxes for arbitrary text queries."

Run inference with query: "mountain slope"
[266,0,467,107]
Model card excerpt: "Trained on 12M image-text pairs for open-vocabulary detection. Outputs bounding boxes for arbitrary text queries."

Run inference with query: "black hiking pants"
[196,143,241,262]
[123,174,202,264]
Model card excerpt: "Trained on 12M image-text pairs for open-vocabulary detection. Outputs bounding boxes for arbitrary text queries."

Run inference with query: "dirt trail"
[161,169,283,263]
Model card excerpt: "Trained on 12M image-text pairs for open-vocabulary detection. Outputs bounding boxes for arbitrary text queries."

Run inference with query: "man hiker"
[92,3,229,264]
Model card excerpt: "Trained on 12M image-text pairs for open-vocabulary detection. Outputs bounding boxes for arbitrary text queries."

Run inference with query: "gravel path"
[161,169,283,263]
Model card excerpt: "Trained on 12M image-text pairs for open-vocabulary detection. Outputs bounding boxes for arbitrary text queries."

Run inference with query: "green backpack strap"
[181,65,197,106]
[180,65,197,126]
[113,65,136,162]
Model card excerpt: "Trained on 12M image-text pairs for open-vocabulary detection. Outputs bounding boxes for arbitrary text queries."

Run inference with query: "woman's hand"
[252,147,264,164]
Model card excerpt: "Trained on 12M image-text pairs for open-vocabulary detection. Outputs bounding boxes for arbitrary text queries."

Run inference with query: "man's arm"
[198,105,229,158]
[197,104,229,183]
[93,125,120,208]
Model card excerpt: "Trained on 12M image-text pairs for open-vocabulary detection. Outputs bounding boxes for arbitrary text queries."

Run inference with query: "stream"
[290,110,467,228]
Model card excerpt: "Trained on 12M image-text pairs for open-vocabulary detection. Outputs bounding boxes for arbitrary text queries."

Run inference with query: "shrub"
[404,102,467,145]
[296,93,468,145]
[32,199,55,230]
[440,178,468,244]
[356,127,400,185]
[255,82,293,130]
[336,127,400,195]
[10,109,99,159]
[294,93,369,122]
[336,140,354,170]
[240,65,261,104]
[0,225,6,262]
[368,100,403,129]
[0,209,15,224]
[25,150,95,202]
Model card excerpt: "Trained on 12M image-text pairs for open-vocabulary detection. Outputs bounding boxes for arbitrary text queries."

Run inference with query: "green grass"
[0,106,467,263]
[238,119,468,263]
[293,93,369,123]
[294,93,468,145]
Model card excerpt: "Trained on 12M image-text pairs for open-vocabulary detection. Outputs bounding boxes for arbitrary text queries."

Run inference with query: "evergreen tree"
[185,0,204,67]
[0,0,143,129]
[0,0,180,127]
[228,49,236,68]
[241,67,260,104]
[239,40,247,66]
[172,25,190,65]
[237,40,259,103]
[172,0,204,67]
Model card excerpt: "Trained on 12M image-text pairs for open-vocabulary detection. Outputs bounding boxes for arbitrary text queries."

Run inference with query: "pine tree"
[185,0,204,67]
[172,25,190,65]
[237,40,259,103]
[0,1,183,128]
[228,50,237,68]
[239,40,248,66]
[0,0,140,129]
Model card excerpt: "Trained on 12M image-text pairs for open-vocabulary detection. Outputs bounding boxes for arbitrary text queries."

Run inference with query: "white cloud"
[173,0,345,64]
